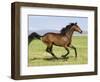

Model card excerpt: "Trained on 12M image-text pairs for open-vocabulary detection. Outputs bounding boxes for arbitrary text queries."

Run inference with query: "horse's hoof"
[55,57,58,60]
[75,57,77,59]
[61,55,66,58]
[53,56,58,59]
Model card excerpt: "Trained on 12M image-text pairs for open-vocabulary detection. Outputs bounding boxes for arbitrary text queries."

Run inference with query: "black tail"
[28,32,41,44]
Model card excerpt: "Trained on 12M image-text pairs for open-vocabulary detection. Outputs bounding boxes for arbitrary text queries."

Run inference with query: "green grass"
[28,36,88,66]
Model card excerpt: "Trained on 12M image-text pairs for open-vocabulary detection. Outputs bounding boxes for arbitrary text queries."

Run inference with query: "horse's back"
[42,33,59,43]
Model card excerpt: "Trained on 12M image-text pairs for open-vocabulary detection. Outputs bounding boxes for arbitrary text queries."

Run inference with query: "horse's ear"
[75,22,77,25]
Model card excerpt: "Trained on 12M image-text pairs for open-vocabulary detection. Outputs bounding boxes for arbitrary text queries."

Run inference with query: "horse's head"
[71,23,82,34]
[60,23,82,35]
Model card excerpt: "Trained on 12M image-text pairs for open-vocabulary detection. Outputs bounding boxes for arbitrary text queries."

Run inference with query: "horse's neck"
[65,29,74,41]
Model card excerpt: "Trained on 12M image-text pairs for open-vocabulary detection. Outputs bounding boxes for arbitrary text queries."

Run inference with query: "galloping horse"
[28,23,82,59]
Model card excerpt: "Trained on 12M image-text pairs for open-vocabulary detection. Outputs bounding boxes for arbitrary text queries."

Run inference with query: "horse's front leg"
[61,45,70,58]
[69,45,77,58]
[61,46,70,58]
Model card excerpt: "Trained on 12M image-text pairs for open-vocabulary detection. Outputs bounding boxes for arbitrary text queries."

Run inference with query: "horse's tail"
[28,32,42,44]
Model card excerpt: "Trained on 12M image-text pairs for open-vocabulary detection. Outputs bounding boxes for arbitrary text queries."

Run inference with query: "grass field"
[28,36,88,66]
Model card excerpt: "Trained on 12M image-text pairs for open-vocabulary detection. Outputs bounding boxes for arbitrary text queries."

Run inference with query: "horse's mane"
[60,23,75,35]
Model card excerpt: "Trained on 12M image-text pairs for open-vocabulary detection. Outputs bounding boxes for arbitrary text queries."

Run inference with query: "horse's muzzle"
[80,30,83,34]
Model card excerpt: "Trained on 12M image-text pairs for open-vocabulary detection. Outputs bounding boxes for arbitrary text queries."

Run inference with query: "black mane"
[60,23,75,35]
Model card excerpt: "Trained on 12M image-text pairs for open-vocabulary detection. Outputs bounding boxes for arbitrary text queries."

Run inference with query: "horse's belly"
[53,37,69,46]
[53,40,67,46]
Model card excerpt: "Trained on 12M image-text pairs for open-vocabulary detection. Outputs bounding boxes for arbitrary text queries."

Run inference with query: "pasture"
[28,36,88,66]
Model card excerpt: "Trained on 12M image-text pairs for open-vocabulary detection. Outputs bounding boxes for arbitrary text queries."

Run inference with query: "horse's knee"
[46,47,51,53]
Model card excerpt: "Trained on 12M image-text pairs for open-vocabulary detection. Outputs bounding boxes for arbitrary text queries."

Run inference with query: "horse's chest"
[62,37,71,43]
[62,37,71,45]
[62,37,68,41]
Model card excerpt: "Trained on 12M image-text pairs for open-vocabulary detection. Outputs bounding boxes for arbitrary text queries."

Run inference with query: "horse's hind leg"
[46,45,58,59]
[61,47,70,58]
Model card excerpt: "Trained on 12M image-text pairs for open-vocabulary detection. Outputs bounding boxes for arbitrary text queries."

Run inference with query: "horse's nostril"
[80,31,82,33]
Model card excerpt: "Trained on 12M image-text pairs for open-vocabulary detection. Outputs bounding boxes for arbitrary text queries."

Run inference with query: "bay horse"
[28,23,82,59]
